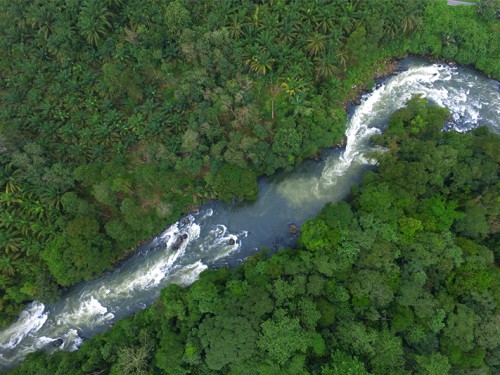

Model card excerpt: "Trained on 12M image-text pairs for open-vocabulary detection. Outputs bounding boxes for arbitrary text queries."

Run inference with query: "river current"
[0,58,498,371]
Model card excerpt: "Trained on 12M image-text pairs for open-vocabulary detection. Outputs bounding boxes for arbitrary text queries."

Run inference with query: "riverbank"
[1,0,497,336]
[108,56,405,267]
[344,57,402,108]
[9,91,499,374]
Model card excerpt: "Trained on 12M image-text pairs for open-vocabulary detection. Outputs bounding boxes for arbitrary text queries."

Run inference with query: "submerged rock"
[52,338,64,347]
[173,236,184,249]
[289,223,300,235]
[336,136,347,148]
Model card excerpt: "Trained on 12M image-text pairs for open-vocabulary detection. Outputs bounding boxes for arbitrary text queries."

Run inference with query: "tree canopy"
[10,98,499,375]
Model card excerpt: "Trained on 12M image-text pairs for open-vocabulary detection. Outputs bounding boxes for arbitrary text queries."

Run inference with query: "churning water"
[0,58,498,371]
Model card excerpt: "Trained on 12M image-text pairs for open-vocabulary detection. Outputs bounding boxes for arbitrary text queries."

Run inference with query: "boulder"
[52,338,64,347]
[289,223,300,235]
[228,238,236,245]
[336,136,347,148]
[173,236,184,249]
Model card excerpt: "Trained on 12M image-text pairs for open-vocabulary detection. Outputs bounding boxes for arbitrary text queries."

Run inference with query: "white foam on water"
[0,302,47,350]
[57,295,114,330]
[171,261,208,286]
[159,221,181,243]
[35,336,56,347]
[320,62,496,185]
[62,329,83,351]
[277,62,498,207]
[198,224,243,262]
[6,335,56,365]
[1,60,498,371]
[100,286,111,298]
[115,221,201,298]
[199,208,214,220]
[36,329,84,354]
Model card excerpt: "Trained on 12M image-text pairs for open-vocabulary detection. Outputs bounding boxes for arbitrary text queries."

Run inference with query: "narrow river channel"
[0,58,498,371]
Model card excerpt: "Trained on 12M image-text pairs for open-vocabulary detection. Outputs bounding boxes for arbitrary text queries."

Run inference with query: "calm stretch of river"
[0,58,499,371]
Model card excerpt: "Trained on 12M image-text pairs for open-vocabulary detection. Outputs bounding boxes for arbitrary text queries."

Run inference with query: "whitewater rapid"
[277,62,499,207]
[0,59,498,371]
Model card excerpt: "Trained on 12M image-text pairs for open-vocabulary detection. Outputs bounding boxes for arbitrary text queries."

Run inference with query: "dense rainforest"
[0,0,500,373]
[0,0,498,329]
[10,98,499,374]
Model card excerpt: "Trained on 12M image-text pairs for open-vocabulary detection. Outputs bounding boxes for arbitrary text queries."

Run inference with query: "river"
[0,58,498,371]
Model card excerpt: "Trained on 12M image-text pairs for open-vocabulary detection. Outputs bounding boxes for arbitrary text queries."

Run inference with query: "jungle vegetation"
[11,97,500,374]
[0,0,498,339]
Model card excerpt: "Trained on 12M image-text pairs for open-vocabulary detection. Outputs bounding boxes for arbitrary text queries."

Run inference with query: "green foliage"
[258,315,311,366]
[322,350,370,375]
[1,0,499,371]
[408,1,499,78]
[272,127,302,163]
[164,0,192,40]
[198,315,258,370]
[12,98,499,375]
[213,164,258,203]
[78,0,113,46]
[42,217,113,286]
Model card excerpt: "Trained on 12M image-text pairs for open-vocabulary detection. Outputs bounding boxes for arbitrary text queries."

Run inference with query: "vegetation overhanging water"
[0,58,498,371]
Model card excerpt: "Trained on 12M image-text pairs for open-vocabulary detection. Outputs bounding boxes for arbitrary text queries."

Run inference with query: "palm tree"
[29,221,52,241]
[20,197,46,221]
[246,4,264,30]
[0,255,18,276]
[77,0,114,46]
[0,231,21,255]
[28,2,56,40]
[300,2,318,28]
[19,238,43,258]
[0,212,17,230]
[305,33,327,56]
[39,186,65,210]
[167,113,185,135]
[246,48,274,76]
[0,192,22,207]
[383,20,399,40]
[58,123,78,144]
[16,217,32,238]
[289,94,313,117]
[336,49,349,70]
[226,14,244,39]
[279,20,298,44]
[0,167,21,194]
[314,52,340,80]
[314,7,335,34]
[280,77,308,97]
[261,12,279,34]
[401,14,422,35]
[257,30,276,51]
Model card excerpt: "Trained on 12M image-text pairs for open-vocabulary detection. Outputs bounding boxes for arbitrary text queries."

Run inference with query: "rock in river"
[173,235,185,249]
[52,338,64,347]
[289,223,300,235]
